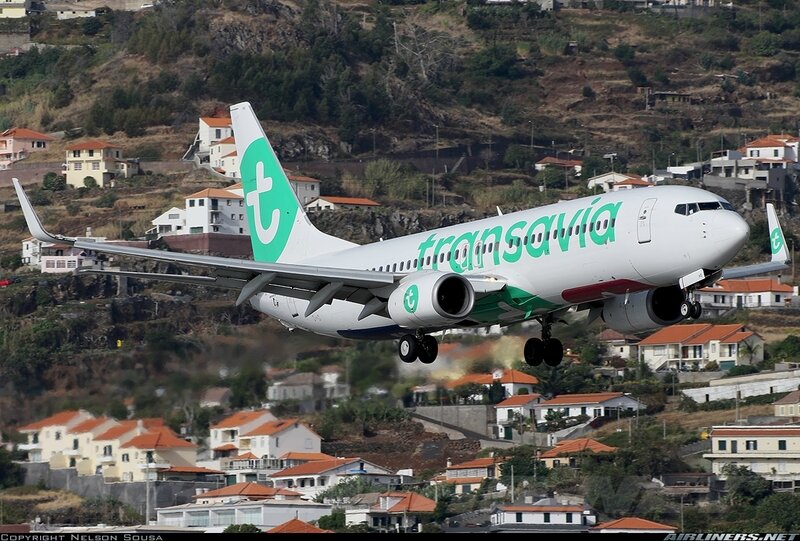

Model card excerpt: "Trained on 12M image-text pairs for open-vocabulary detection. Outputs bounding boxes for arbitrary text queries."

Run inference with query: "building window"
[72,150,80,158]
[189,200,195,207]
[776,295,781,303]
[92,162,100,170]
[55,431,61,440]
[231,213,235,220]
[199,199,205,207]
[566,513,573,524]
[227,199,231,206]
[779,440,787,451]
[239,228,243,234]
[103,445,112,456]
[67,261,76,268]
[122,453,129,462]
[745,440,758,451]
[74,163,82,171]
[215,129,221,139]
[718,440,727,451]
[239,214,244,220]
[543,512,550,523]
[88,150,94,157]
[515,513,522,523]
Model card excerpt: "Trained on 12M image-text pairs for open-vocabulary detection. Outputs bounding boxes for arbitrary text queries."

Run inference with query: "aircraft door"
[637,198,657,244]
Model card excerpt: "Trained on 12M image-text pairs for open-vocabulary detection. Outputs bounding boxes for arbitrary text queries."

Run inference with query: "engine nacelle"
[387,271,475,329]
[601,285,685,334]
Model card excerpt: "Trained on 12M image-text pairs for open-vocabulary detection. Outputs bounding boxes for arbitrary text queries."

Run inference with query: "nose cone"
[711,212,749,267]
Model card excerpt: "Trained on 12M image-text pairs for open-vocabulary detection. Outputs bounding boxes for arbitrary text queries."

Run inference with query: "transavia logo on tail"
[771,228,784,255]
[404,285,419,313]
[241,138,296,262]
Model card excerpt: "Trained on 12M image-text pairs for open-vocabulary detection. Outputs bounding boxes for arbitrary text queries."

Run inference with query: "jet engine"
[600,285,685,333]
[387,271,475,328]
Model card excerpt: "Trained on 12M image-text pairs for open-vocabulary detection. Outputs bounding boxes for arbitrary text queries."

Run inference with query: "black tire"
[399,335,419,363]
[524,337,544,366]
[543,338,564,367]
[418,336,439,364]
[691,302,703,320]
[680,300,692,318]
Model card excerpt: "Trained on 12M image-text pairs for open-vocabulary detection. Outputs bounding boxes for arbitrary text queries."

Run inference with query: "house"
[539,438,617,469]
[597,329,639,360]
[703,425,800,491]
[345,492,436,533]
[278,452,336,469]
[92,418,172,481]
[64,141,138,188]
[17,410,94,463]
[611,178,654,191]
[286,174,321,205]
[0,127,54,169]
[156,497,332,532]
[184,188,247,236]
[494,394,543,440]
[193,482,303,504]
[533,392,644,424]
[267,518,332,534]
[535,157,583,177]
[774,390,800,418]
[586,172,644,193]
[157,466,224,482]
[319,365,350,401]
[200,387,232,409]
[490,498,597,533]
[305,196,380,212]
[234,419,321,463]
[741,134,799,163]
[52,6,97,19]
[441,456,504,494]
[637,323,764,371]
[446,368,539,400]
[269,457,400,499]
[0,0,30,18]
[208,409,276,461]
[590,517,676,534]
[266,373,327,413]
[55,416,118,471]
[149,207,186,236]
[704,148,790,210]
[117,426,197,482]
[192,116,233,159]
[209,136,236,172]
[696,278,795,317]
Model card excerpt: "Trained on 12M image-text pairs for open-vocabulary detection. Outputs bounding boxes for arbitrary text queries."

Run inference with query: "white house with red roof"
[184,187,247,236]
[22,227,107,273]
[0,127,54,169]
[63,140,137,188]
[117,425,196,482]
[773,390,800,418]
[305,196,381,211]
[208,409,276,461]
[193,482,302,504]
[438,456,504,494]
[17,410,94,463]
[269,457,398,499]
[597,329,639,360]
[56,416,118,471]
[587,172,645,193]
[539,438,617,469]
[741,134,799,163]
[494,394,543,440]
[590,517,676,534]
[194,116,233,156]
[704,425,800,487]
[637,323,764,371]
[611,177,654,191]
[446,368,539,401]
[209,136,236,172]
[490,498,597,533]
[535,156,583,176]
[345,492,436,533]
[696,278,796,317]
[533,392,644,424]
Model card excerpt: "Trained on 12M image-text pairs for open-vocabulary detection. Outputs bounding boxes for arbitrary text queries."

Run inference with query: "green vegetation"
[222,524,262,533]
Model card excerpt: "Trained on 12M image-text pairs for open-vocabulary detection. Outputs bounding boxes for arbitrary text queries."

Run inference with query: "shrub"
[94,191,118,208]
[83,176,98,189]
[582,85,595,98]
[42,172,66,191]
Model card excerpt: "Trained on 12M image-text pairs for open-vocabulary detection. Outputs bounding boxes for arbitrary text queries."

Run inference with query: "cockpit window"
[675,201,735,215]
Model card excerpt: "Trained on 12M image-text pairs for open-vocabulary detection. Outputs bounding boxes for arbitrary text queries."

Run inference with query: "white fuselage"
[250,186,749,339]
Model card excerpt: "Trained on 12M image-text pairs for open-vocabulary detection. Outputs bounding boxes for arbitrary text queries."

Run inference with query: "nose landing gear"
[523,315,563,367]
[399,333,439,364]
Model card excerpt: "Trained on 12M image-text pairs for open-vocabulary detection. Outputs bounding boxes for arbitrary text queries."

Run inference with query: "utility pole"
[510,464,515,503]
[680,494,685,532]
[663,419,666,439]
[145,461,150,526]
[529,121,534,152]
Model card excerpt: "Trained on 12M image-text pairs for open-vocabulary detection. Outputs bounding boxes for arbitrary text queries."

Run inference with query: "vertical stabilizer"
[230,102,356,263]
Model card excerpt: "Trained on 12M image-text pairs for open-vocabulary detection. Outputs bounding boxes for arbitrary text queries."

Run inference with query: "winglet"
[766,203,790,264]
[12,178,75,244]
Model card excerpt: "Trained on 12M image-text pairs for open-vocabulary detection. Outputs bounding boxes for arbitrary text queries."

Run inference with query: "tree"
[42,172,66,191]
[83,176,98,189]
[454,382,484,404]
[318,511,345,531]
[222,524,261,533]
[722,464,773,506]
[0,448,24,488]
[756,493,800,531]
[82,17,102,36]
[544,409,568,431]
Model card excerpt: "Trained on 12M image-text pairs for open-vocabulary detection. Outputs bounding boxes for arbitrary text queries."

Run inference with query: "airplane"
[12,102,791,367]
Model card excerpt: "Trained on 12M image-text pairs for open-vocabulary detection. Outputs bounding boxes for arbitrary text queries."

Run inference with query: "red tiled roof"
[592,517,675,531]
[121,426,195,450]
[536,156,582,168]
[700,278,793,294]
[539,438,617,458]
[745,136,792,149]
[270,458,360,477]
[158,466,223,474]
[184,187,242,200]
[640,324,756,346]
[216,136,235,145]
[19,411,85,431]
[243,419,298,437]
[441,476,486,485]
[500,505,585,513]
[774,390,800,405]
[2,127,54,140]
[233,452,259,460]
[212,443,238,452]
[684,324,746,345]
[445,373,493,389]
[447,457,500,470]
[268,518,332,534]
[196,482,301,500]
[382,492,436,513]
[615,178,654,186]
[211,410,271,429]
[94,419,164,441]
[222,151,237,159]
[638,324,712,346]
[65,140,118,151]
[721,331,754,344]
[496,394,542,407]
[498,369,538,385]
[288,174,319,184]
[279,452,335,461]
[712,427,800,437]
[539,392,624,406]
[314,196,380,206]
[69,417,111,434]
[447,369,538,389]
[201,117,231,128]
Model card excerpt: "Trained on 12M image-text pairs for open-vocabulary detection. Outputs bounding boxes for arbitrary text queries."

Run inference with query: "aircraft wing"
[720,203,791,280]
[13,179,507,315]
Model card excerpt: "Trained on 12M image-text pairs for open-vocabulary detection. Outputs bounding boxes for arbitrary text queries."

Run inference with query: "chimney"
[446,458,452,468]
[86,226,92,237]
[489,451,495,458]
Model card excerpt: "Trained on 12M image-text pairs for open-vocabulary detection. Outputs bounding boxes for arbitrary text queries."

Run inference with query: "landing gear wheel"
[543,338,564,367]
[418,336,439,364]
[680,300,693,319]
[690,302,702,320]
[399,334,419,363]
[524,338,544,366]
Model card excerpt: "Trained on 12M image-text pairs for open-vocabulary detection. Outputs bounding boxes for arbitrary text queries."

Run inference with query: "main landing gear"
[680,295,703,320]
[524,315,563,367]
[399,333,439,364]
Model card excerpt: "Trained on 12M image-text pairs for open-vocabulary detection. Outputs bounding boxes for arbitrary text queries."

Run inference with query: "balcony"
[100,455,115,463]
[138,463,170,470]
[18,442,41,451]
[64,449,81,457]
